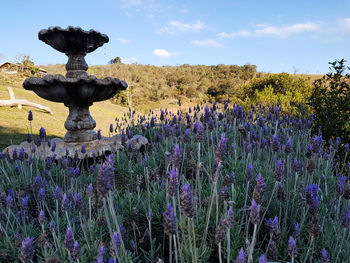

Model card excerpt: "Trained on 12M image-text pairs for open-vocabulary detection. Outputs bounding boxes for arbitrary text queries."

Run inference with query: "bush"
[241,73,313,115]
[311,59,350,151]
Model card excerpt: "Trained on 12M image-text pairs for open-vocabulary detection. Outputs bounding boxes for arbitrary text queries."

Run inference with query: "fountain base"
[2,135,148,161]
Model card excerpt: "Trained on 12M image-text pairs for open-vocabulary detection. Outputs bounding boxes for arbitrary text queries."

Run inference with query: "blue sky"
[1,0,349,74]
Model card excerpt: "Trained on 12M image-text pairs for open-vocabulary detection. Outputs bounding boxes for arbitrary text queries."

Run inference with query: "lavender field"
[0,101,349,263]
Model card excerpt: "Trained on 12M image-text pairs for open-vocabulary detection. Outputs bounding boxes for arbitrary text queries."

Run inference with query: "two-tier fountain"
[2,26,144,160]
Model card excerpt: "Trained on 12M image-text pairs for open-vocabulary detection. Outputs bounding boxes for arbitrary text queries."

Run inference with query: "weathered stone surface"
[126,134,149,151]
[2,135,124,160]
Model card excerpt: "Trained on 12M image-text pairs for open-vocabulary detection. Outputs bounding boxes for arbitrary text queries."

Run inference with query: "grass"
[0,84,128,150]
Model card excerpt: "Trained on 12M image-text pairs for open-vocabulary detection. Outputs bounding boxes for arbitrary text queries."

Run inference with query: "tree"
[311,59,350,149]
[108,57,122,64]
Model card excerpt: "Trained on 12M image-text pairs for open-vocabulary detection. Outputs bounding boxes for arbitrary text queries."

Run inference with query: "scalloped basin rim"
[23,74,128,89]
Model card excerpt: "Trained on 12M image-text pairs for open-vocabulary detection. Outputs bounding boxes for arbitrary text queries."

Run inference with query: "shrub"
[311,59,350,152]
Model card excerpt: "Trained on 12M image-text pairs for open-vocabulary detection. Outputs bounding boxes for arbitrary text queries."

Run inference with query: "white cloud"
[191,39,222,47]
[121,57,138,64]
[118,38,130,44]
[158,20,205,34]
[339,18,350,32]
[120,0,142,7]
[152,48,179,58]
[218,22,320,39]
[254,23,320,38]
[217,31,251,38]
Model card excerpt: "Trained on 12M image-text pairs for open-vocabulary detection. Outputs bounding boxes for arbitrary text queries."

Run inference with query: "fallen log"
[0,87,53,114]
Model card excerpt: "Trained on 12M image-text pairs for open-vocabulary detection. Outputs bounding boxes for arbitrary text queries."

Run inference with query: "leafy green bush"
[241,72,313,115]
[311,59,350,150]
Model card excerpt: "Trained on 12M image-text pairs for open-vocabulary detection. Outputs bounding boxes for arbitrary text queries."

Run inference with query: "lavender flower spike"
[64,227,74,252]
[20,237,34,263]
[246,162,254,182]
[168,168,178,197]
[215,133,228,162]
[163,203,177,236]
[180,183,194,218]
[320,248,330,263]
[72,241,81,259]
[287,236,297,259]
[258,254,267,263]
[341,208,350,229]
[235,248,246,263]
[249,199,260,225]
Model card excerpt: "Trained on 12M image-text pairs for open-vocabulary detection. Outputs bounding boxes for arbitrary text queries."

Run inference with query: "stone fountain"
[2,26,147,160]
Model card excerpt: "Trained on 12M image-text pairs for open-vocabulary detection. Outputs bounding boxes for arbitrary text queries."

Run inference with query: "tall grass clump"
[0,98,349,262]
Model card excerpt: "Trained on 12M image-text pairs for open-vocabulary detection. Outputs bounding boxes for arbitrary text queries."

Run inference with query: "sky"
[1,0,350,74]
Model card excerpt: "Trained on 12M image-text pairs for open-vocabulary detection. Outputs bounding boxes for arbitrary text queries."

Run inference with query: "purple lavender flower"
[320,248,330,263]
[305,184,318,205]
[259,254,267,263]
[97,244,106,262]
[89,165,95,174]
[109,123,114,133]
[87,183,94,198]
[164,124,172,137]
[215,217,227,243]
[341,208,350,229]
[74,193,82,211]
[110,232,121,256]
[249,199,260,225]
[246,162,254,182]
[20,237,34,263]
[221,185,230,201]
[293,223,300,239]
[168,168,178,197]
[285,138,292,154]
[54,186,61,200]
[20,196,29,212]
[184,128,190,143]
[26,132,33,143]
[81,144,86,154]
[265,216,279,235]
[64,227,74,252]
[287,236,297,258]
[195,122,203,142]
[253,173,266,204]
[146,208,153,221]
[38,210,45,225]
[180,183,194,218]
[312,135,323,154]
[72,241,81,259]
[306,145,313,159]
[38,188,45,202]
[215,133,227,163]
[225,206,234,228]
[39,127,46,140]
[274,160,284,182]
[28,110,33,121]
[235,248,246,263]
[336,176,347,197]
[272,135,280,152]
[62,193,70,212]
[172,144,181,169]
[163,203,177,236]
[49,221,55,232]
[96,155,114,197]
[6,194,13,208]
